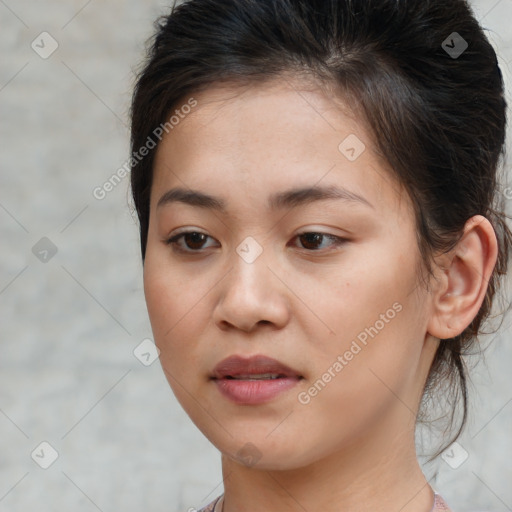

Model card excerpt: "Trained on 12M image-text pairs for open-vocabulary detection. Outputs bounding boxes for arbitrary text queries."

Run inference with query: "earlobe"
[427,215,498,340]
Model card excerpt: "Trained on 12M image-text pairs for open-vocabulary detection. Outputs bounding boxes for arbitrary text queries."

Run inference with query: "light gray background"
[0,1,511,511]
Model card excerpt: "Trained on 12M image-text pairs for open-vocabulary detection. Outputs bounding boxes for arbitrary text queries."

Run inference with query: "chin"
[212,432,321,471]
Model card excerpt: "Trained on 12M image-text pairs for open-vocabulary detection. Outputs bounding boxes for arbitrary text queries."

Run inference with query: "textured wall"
[0,1,511,511]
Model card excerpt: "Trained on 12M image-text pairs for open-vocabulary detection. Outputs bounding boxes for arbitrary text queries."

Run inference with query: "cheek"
[143,257,208,356]
[313,248,419,347]
[304,246,427,402]
[291,308,426,461]
[143,264,211,411]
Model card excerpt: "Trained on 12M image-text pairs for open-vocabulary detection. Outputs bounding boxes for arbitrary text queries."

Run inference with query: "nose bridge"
[229,235,271,296]
[213,234,289,331]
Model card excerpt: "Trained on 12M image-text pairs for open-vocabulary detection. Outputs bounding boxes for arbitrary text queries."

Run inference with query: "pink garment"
[196,492,453,511]
[196,495,221,512]
[432,492,452,511]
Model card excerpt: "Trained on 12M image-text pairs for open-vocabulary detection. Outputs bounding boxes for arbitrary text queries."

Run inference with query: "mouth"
[223,373,290,380]
[211,354,303,405]
[211,354,303,379]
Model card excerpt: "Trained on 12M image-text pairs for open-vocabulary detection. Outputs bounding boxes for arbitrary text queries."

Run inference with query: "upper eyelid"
[166,228,343,240]
[166,230,347,251]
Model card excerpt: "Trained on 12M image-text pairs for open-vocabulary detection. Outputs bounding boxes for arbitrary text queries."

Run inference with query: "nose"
[212,244,291,333]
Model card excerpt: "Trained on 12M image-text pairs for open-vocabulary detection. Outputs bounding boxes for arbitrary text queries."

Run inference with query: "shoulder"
[434,493,453,511]
[192,493,452,512]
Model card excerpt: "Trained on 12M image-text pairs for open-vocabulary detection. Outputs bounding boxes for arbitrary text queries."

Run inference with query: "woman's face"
[143,79,439,470]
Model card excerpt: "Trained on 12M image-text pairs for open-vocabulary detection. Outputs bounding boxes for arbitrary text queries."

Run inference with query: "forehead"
[151,78,406,216]
[162,78,360,151]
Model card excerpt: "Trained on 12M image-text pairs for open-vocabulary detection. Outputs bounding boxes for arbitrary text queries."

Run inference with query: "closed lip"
[211,354,303,379]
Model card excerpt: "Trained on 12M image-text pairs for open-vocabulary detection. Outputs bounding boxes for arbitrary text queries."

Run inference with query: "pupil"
[186,232,206,249]
[301,233,322,249]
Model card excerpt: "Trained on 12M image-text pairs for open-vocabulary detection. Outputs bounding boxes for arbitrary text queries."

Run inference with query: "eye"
[292,232,347,251]
[165,230,348,254]
[165,231,218,253]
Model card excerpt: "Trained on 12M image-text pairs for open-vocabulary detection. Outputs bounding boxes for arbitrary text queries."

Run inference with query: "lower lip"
[213,377,301,405]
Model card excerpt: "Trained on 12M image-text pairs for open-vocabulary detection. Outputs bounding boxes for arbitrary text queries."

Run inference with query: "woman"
[129,0,511,510]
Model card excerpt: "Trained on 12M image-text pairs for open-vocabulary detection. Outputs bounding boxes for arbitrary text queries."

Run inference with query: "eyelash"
[164,230,348,254]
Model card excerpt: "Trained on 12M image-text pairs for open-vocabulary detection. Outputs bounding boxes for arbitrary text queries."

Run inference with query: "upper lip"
[211,354,302,379]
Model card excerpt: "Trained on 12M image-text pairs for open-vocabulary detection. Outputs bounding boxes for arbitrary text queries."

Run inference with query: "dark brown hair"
[130,0,511,459]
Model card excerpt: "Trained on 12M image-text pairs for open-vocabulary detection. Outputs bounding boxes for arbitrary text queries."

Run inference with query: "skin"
[143,78,498,512]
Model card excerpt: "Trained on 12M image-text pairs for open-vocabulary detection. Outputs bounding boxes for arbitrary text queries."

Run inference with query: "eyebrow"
[156,184,373,212]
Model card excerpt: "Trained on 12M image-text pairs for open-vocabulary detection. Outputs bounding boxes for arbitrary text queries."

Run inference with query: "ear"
[427,215,498,340]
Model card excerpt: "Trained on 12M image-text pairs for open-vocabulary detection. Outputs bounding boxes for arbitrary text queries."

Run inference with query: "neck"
[220,410,434,512]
